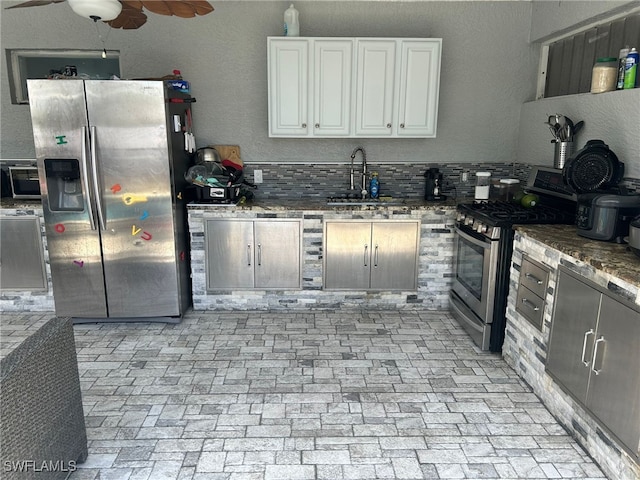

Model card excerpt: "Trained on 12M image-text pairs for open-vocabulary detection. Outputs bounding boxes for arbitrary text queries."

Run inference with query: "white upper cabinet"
[355,40,396,136]
[313,39,353,136]
[267,37,442,138]
[268,38,309,136]
[397,40,442,137]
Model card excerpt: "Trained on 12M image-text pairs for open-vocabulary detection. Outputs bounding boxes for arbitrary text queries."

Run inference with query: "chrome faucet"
[350,146,368,198]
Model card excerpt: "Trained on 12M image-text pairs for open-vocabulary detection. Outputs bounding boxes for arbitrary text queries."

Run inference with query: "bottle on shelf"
[284,4,299,37]
[623,47,638,89]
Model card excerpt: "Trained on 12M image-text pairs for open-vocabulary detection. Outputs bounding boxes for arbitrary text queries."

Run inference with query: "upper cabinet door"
[267,37,442,138]
[313,39,353,136]
[355,40,396,136]
[397,40,442,137]
[268,38,309,136]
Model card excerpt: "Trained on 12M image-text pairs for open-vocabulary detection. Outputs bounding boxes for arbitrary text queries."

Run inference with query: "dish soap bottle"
[284,4,299,36]
[370,172,379,199]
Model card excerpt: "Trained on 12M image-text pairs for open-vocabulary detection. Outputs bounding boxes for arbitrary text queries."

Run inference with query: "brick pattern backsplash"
[242,161,638,201]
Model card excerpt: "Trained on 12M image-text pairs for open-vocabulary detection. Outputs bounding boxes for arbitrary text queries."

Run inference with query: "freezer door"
[27,79,108,317]
[84,81,181,317]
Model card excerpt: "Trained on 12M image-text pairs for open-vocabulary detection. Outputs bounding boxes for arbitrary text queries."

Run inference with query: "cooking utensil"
[563,140,624,193]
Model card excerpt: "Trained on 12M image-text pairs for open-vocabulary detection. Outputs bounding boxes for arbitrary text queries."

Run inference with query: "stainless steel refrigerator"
[27,79,193,321]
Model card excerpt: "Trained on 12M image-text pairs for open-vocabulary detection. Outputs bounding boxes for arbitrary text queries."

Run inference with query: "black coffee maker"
[424,167,446,201]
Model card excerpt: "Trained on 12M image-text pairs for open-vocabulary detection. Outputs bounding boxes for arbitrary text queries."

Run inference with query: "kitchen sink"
[326,197,407,206]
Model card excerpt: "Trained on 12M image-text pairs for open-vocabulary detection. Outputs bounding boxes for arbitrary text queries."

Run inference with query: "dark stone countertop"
[0,199,42,210]
[515,224,640,289]
[188,197,462,211]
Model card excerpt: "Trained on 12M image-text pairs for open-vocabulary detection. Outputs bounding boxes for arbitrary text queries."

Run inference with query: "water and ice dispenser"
[44,159,84,211]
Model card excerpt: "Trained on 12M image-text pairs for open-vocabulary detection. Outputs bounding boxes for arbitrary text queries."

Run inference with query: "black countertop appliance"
[424,167,446,201]
[576,193,640,243]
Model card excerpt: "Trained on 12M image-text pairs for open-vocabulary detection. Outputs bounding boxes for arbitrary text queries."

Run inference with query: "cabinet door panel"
[355,40,396,136]
[324,222,371,290]
[370,222,419,290]
[254,221,301,289]
[268,39,309,136]
[587,295,640,453]
[0,217,47,290]
[314,40,353,136]
[546,269,600,404]
[205,220,254,289]
[397,40,441,137]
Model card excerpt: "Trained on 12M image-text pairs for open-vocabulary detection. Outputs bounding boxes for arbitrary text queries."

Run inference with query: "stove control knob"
[457,213,466,222]
[478,224,488,234]
[465,217,474,226]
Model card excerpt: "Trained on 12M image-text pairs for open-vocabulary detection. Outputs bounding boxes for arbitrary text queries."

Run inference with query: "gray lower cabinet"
[547,266,640,458]
[205,219,301,290]
[324,220,419,290]
[516,255,550,330]
[0,216,47,290]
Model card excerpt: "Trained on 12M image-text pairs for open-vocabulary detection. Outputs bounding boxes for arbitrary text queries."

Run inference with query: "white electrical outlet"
[461,171,469,184]
[254,169,263,184]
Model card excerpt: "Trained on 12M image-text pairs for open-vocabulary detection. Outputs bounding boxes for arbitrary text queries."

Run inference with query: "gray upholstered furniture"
[1,316,87,479]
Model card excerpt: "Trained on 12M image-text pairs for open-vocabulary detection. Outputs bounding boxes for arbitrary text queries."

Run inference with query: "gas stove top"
[456,200,576,240]
[455,167,578,239]
[459,200,576,226]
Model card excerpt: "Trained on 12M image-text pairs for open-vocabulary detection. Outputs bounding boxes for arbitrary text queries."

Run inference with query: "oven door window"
[456,235,486,301]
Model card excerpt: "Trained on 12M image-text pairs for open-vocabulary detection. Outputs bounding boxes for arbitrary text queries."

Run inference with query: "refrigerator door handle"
[90,126,106,230]
[81,126,97,231]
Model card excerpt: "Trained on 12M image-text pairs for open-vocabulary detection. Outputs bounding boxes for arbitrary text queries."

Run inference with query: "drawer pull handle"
[247,244,251,266]
[521,298,540,311]
[374,244,379,267]
[525,272,543,285]
[591,337,606,375]
[364,244,368,267]
[257,244,262,266]
[581,329,594,366]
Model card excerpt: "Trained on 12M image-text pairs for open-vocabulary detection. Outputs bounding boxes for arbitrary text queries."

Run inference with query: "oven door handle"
[455,225,493,249]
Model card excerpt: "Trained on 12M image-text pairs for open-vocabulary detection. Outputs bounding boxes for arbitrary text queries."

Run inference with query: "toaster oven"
[8,166,41,199]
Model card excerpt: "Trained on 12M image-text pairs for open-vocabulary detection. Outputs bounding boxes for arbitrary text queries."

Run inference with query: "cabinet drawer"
[516,284,544,330]
[520,256,549,298]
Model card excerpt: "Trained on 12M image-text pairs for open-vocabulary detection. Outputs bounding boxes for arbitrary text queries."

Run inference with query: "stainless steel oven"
[449,166,577,352]
[450,225,500,350]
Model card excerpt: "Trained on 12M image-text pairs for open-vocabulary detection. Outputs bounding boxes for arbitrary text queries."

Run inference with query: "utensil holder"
[554,141,573,169]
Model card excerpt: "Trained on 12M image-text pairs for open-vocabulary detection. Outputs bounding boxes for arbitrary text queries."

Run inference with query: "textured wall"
[2,1,637,180]
[1,1,535,167]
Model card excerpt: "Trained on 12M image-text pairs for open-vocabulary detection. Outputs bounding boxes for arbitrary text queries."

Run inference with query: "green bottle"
[623,47,638,89]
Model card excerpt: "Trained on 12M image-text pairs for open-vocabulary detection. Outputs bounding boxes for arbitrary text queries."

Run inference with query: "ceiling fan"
[5,0,214,30]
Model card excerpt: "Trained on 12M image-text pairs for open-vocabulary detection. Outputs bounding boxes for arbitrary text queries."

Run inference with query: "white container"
[499,178,521,202]
[475,171,491,200]
[284,4,299,37]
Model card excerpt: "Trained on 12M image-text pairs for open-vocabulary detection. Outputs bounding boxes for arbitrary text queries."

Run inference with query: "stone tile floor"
[7,310,609,479]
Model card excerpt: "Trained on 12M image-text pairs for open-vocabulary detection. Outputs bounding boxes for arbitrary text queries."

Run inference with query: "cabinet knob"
[315,123,320,128]
[400,123,405,128]
[302,123,307,128]
[386,123,391,128]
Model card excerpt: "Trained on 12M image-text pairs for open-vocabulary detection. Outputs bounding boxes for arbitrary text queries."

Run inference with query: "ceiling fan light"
[68,0,122,21]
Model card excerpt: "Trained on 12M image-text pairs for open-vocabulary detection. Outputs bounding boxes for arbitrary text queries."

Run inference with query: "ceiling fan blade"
[106,1,147,29]
[5,0,65,9]
[139,1,213,18]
